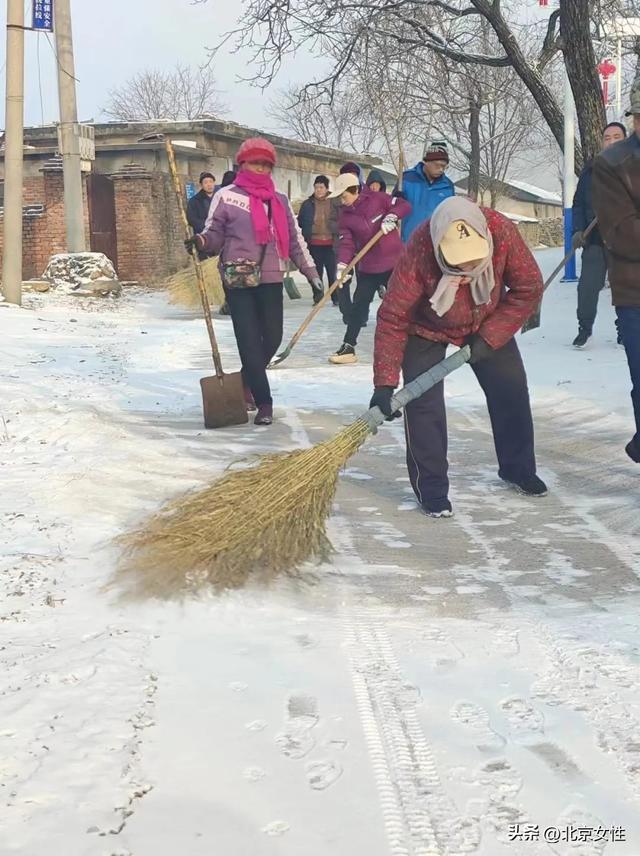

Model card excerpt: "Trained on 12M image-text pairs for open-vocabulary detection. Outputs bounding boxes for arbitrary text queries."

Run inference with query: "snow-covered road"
[2,250,639,855]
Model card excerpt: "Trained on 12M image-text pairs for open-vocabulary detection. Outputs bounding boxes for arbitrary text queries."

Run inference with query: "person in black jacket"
[187,172,217,260]
[571,122,626,348]
[298,175,340,305]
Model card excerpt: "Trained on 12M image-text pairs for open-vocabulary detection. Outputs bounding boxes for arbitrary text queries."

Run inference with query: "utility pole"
[2,0,25,305]
[562,68,577,283]
[55,0,85,252]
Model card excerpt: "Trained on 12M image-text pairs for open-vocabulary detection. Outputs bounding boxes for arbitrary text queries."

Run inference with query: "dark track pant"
[577,244,607,332]
[402,335,537,504]
[616,306,640,445]
[227,283,283,407]
[309,244,338,304]
[344,270,391,347]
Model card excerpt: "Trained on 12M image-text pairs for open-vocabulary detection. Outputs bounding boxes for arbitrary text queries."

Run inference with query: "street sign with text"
[32,0,54,31]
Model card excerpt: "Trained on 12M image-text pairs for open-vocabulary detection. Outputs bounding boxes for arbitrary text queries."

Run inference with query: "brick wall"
[0,157,92,280]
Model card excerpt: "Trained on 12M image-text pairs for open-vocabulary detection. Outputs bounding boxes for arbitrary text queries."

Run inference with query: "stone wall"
[515,217,564,249]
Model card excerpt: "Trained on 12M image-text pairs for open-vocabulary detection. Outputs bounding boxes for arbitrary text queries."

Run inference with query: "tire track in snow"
[344,609,481,855]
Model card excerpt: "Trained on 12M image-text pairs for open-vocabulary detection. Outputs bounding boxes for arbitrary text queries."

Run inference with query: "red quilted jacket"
[373,209,543,387]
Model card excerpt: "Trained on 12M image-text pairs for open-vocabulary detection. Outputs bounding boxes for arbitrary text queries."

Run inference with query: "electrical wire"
[44,32,80,83]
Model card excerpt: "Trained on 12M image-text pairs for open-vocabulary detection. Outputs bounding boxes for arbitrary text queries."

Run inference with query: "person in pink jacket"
[187,138,321,425]
[327,172,412,364]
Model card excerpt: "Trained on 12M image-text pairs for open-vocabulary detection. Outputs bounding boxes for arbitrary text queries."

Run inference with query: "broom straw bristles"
[116,418,371,598]
[166,257,226,308]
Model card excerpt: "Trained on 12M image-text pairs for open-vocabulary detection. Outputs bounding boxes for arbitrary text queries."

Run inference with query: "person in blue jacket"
[396,141,455,242]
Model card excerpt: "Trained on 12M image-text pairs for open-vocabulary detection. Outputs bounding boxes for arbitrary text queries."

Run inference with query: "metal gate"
[87,174,118,272]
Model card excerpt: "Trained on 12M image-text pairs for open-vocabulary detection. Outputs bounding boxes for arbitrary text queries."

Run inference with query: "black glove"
[392,189,406,200]
[467,334,494,364]
[571,231,586,250]
[370,386,402,420]
[184,235,203,253]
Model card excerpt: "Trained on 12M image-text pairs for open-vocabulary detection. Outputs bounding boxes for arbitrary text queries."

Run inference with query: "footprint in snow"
[499,696,545,742]
[306,759,343,790]
[451,700,506,752]
[262,820,290,836]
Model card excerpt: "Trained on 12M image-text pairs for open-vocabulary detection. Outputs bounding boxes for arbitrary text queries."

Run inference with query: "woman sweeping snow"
[186,138,322,425]
[370,196,547,517]
[327,173,412,365]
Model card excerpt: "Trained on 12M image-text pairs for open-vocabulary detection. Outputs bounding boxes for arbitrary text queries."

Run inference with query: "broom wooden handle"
[165,140,225,379]
[364,347,471,430]
[521,217,597,334]
[268,229,385,367]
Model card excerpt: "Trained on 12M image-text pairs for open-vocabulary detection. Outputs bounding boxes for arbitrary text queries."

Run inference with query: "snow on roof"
[505,179,562,205]
[502,211,539,224]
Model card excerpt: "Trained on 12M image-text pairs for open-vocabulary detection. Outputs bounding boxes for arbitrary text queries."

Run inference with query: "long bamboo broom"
[115,347,470,598]
[166,256,226,309]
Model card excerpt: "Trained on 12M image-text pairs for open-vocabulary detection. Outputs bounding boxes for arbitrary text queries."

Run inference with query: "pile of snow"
[42,252,122,297]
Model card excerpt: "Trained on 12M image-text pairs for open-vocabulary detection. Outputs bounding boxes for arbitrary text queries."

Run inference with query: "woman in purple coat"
[328,172,412,364]
[187,138,321,425]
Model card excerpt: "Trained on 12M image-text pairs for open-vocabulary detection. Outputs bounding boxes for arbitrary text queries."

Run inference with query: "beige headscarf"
[429,197,495,317]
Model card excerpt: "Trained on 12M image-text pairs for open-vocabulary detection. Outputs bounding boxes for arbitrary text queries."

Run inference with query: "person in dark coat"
[593,79,640,465]
[187,172,217,258]
[366,169,387,193]
[214,170,237,193]
[297,175,339,304]
[571,121,627,348]
[370,197,546,517]
[327,172,411,364]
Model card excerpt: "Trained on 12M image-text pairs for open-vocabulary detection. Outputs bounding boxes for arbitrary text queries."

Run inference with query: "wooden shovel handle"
[281,229,386,355]
[165,140,225,379]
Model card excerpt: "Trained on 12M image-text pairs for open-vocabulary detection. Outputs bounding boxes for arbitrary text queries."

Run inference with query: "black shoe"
[572,327,590,348]
[329,343,357,364]
[625,439,640,463]
[501,474,548,497]
[219,300,231,316]
[421,497,453,518]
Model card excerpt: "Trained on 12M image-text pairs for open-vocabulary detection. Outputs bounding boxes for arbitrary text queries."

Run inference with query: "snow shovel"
[268,230,385,368]
[165,140,247,428]
[283,262,302,300]
[522,218,597,334]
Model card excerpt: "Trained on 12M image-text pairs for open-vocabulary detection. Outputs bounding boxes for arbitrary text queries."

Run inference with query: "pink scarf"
[234,169,290,260]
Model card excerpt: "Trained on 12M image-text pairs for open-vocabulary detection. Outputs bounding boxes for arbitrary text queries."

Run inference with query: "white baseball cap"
[329,173,361,198]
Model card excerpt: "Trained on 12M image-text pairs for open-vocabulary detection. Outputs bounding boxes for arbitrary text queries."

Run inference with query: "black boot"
[500,474,548,497]
[572,327,591,348]
[625,438,640,463]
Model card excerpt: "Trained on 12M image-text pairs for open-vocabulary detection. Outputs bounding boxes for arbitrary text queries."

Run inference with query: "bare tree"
[104,63,227,121]
[200,0,624,169]
[267,83,382,152]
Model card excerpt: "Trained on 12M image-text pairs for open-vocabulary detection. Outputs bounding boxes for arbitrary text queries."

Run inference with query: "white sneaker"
[329,344,357,365]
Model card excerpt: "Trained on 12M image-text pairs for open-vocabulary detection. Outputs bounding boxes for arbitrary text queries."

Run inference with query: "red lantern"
[539,0,549,5]
[598,59,617,105]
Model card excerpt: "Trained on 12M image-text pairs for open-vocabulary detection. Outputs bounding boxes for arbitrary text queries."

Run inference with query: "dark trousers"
[227,283,283,407]
[577,244,607,332]
[402,335,537,503]
[616,306,640,444]
[309,244,338,304]
[344,270,391,347]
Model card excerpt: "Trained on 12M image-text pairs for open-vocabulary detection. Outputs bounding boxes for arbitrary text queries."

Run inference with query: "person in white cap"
[593,77,640,465]
[327,172,411,364]
[370,196,546,518]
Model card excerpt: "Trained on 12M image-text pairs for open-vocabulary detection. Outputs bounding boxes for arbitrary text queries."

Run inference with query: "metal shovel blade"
[200,371,248,429]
